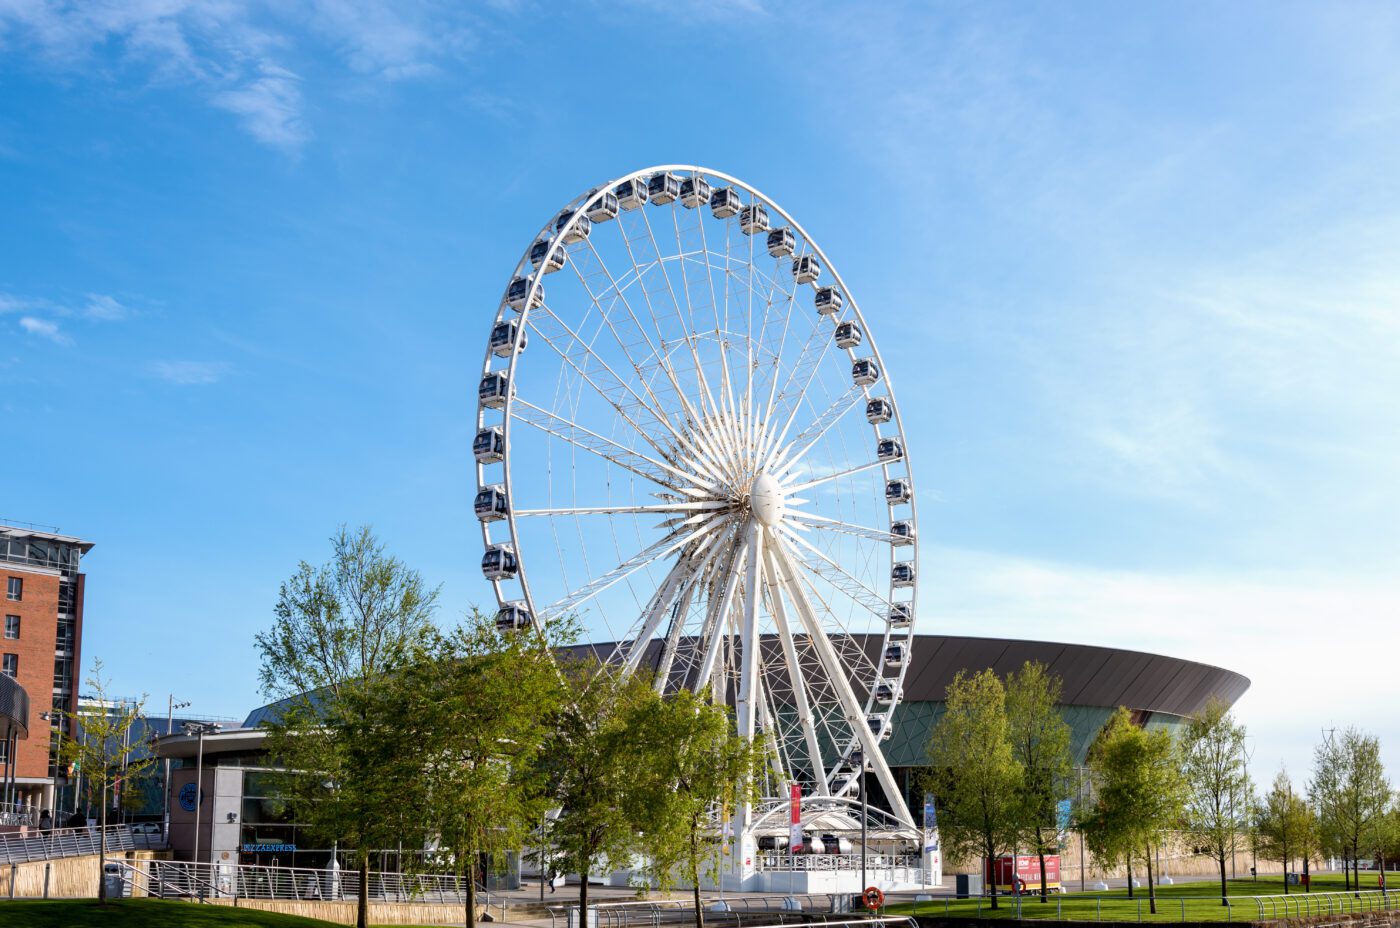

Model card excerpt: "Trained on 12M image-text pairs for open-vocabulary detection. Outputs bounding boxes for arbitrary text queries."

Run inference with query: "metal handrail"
[0,822,164,864]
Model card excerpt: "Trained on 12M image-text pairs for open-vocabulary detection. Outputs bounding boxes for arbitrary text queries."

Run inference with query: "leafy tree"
[55,661,156,903]
[1310,727,1391,892]
[924,668,1021,909]
[626,687,766,928]
[254,525,439,928]
[541,659,659,921]
[1005,661,1073,902]
[1081,708,1185,914]
[1181,697,1251,903]
[1256,769,1315,894]
[389,614,567,928]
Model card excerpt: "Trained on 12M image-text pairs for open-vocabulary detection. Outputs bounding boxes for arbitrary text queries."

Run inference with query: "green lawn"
[888,872,1398,923]
[0,898,346,927]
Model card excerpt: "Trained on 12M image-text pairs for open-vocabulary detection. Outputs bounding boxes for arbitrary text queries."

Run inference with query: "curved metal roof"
[0,672,30,740]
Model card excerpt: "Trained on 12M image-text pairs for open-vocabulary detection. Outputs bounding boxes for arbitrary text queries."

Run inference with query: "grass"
[0,898,347,927]
[886,872,1398,923]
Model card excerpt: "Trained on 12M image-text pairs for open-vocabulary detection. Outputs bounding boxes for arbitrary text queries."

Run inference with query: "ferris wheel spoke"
[783,458,885,494]
[735,522,764,741]
[776,525,893,626]
[786,511,901,544]
[614,553,698,678]
[652,531,729,689]
[514,500,730,517]
[510,399,693,491]
[770,538,914,825]
[693,530,747,695]
[761,546,830,796]
[538,520,722,624]
[765,384,865,477]
[760,299,839,462]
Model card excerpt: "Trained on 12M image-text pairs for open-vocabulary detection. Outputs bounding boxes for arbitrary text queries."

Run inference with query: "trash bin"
[102,862,126,899]
[955,873,983,898]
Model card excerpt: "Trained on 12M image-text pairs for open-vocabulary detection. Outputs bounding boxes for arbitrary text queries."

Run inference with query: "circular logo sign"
[179,782,198,812]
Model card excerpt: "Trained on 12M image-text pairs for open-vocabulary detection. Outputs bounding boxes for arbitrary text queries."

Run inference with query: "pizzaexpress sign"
[241,843,296,853]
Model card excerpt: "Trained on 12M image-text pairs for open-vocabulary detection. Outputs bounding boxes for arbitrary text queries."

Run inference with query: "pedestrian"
[38,809,52,833]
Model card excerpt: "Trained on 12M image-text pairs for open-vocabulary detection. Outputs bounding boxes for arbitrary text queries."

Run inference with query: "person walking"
[38,809,52,833]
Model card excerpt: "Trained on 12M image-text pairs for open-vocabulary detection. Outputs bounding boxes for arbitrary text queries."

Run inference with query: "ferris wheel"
[474,166,920,835]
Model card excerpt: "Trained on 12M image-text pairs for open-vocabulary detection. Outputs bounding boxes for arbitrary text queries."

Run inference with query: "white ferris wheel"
[474,165,920,839]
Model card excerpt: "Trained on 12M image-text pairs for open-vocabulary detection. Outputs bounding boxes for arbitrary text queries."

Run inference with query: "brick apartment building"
[0,522,90,813]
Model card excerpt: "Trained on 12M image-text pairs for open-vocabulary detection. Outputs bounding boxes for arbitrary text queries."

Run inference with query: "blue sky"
[3,1,1398,781]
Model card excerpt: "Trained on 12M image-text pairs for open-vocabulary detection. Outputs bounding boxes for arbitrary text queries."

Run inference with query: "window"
[3,616,16,639]
[5,577,19,602]
[1,654,15,677]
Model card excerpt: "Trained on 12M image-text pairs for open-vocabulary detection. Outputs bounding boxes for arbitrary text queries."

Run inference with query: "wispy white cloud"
[82,293,129,321]
[0,1,490,151]
[147,360,230,385]
[18,315,70,345]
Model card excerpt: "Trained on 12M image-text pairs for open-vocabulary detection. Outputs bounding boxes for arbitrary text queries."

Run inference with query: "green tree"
[1256,769,1314,894]
[55,661,156,904]
[1082,708,1185,914]
[626,687,766,928]
[390,614,567,928]
[1005,661,1073,902]
[542,659,659,921]
[924,669,1021,909]
[1181,697,1251,903]
[254,525,439,928]
[1310,727,1391,892]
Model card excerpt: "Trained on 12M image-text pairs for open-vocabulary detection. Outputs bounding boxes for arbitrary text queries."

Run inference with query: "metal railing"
[1250,889,1400,920]
[755,853,918,872]
[905,893,1242,922]
[0,811,36,827]
[0,823,164,864]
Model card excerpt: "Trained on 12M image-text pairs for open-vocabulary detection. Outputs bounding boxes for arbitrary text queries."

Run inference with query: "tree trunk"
[1039,846,1048,902]
[358,855,369,928]
[692,863,704,928]
[466,855,477,928]
[1219,850,1228,903]
[1283,851,1290,895]
[987,841,999,910]
[98,779,108,905]
[1127,859,1134,899]
[580,866,590,928]
[1146,848,1156,915]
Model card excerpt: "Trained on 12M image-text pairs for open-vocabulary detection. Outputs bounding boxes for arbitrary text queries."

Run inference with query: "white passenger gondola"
[555,209,590,244]
[793,254,822,284]
[586,192,620,223]
[766,227,795,257]
[679,176,712,209]
[852,358,880,386]
[474,484,509,522]
[479,372,511,409]
[888,603,913,627]
[834,322,862,349]
[884,643,907,669]
[891,562,916,587]
[865,398,893,424]
[647,172,681,205]
[867,716,893,741]
[473,426,505,464]
[890,520,915,546]
[528,239,566,274]
[710,186,741,218]
[615,178,649,210]
[814,286,843,314]
[481,543,518,581]
[490,320,526,358]
[877,437,903,461]
[739,204,770,235]
[506,276,544,312]
[885,478,911,505]
[495,602,531,632]
[875,682,899,705]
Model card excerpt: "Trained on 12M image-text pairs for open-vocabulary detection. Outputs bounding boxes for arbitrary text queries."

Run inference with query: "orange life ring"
[863,886,884,909]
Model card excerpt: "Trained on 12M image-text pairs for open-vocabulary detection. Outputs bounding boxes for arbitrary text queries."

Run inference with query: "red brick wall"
[2,565,60,779]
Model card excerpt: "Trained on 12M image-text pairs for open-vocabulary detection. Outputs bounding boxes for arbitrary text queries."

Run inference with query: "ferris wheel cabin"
[648,171,681,205]
[528,239,567,274]
[739,204,770,235]
[884,643,908,669]
[478,372,511,409]
[474,485,509,522]
[679,176,712,209]
[875,682,900,705]
[555,209,591,243]
[834,322,862,349]
[877,437,903,461]
[585,191,620,223]
[814,286,843,314]
[494,602,532,632]
[766,227,795,257]
[793,254,822,284]
[490,320,527,357]
[481,544,518,581]
[473,426,505,464]
[887,603,913,627]
[865,397,893,424]
[615,177,649,210]
[710,186,741,218]
[506,276,544,311]
[891,562,916,587]
[885,478,911,504]
[867,716,893,741]
[852,358,880,386]
[890,520,916,546]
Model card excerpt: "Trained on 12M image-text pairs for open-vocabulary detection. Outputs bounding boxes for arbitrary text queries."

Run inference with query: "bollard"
[44,862,51,899]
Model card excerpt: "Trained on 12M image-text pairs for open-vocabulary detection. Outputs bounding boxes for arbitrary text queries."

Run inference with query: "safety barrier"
[0,823,164,865]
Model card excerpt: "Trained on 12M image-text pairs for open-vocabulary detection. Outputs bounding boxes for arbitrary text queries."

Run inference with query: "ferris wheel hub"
[748,473,785,528]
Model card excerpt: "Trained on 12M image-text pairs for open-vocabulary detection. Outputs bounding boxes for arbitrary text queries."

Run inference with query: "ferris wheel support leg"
[770,538,916,829]
[734,522,766,861]
[619,555,695,680]
[762,548,830,797]
[694,535,747,696]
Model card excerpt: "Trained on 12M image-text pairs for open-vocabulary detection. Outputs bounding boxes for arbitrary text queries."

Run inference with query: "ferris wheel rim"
[474,165,920,825]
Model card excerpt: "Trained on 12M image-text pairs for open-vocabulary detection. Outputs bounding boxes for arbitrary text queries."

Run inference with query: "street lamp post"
[183,721,222,896]
[860,756,869,899]
[164,698,190,840]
